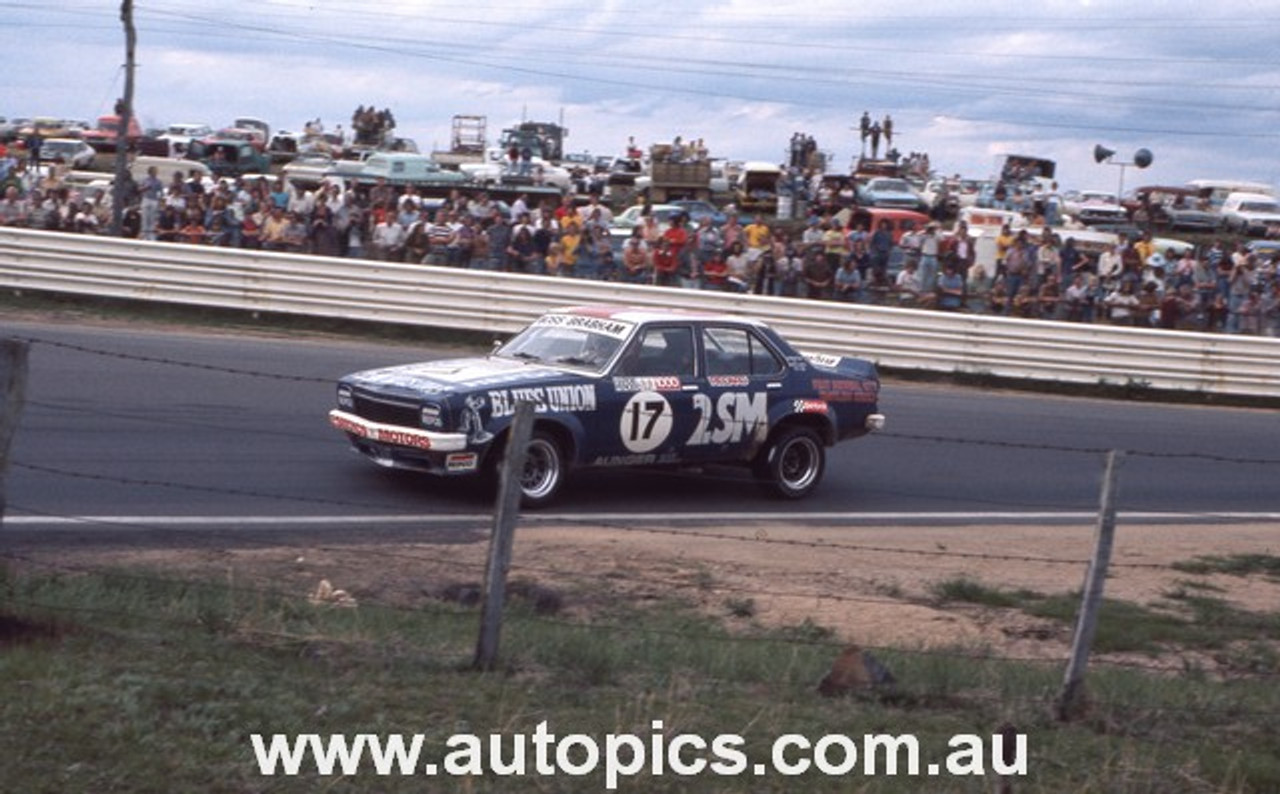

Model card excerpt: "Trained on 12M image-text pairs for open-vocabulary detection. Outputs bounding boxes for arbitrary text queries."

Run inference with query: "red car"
[82,114,144,152]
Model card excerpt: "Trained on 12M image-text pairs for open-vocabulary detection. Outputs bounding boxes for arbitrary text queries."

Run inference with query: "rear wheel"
[757,426,826,499]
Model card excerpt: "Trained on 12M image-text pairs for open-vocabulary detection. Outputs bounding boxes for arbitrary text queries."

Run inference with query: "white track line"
[5,511,1278,529]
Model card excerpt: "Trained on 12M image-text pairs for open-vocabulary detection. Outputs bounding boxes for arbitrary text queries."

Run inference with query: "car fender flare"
[766,408,837,448]
[482,416,583,471]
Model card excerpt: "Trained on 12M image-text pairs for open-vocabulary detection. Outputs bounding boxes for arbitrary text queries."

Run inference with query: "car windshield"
[494,316,635,373]
[1241,202,1279,213]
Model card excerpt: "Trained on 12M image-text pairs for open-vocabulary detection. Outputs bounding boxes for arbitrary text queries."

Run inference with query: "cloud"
[5,0,1279,188]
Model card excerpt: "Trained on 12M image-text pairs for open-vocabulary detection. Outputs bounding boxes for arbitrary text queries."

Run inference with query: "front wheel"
[757,426,826,499]
[516,431,565,509]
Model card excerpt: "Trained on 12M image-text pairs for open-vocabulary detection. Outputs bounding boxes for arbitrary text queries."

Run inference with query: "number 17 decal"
[619,391,673,453]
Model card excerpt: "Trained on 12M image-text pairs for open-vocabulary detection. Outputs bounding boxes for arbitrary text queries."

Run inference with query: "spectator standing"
[505,225,537,273]
[965,262,992,313]
[774,244,802,297]
[484,211,511,271]
[935,260,965,311]
[1236,289,1264,335]
[743,213,771,266]
[1104,281,1140,325]
[1037,270,1063,320]
[834,257,863,303]
[724,240,752,292]
[621,230,650,284]
[917,223,941,292]
[701,248,729,291]
[0,186,28,226]
[652,237,679,287]
[802,245,834,300]
[1063,273,1092,322]
[370,211,406,261]
[138,166,163,240]
[868,219,894,280]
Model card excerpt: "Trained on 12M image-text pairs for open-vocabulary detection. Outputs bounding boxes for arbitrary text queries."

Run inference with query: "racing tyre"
[516,431,565,509]
[758,426,825,499]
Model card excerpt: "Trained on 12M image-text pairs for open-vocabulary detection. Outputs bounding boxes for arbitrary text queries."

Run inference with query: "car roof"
[551,305,768,328]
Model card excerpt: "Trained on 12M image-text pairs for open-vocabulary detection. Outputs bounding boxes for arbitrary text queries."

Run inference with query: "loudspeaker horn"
[1093,144,1115,164]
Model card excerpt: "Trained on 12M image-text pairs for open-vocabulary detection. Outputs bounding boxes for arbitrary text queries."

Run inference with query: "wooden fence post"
[0,339,31,528]
[473,401,534,671]
[1055,449,1123,721]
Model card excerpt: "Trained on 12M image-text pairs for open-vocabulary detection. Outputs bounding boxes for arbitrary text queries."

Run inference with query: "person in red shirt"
[701,248,728,291]
[661,212,690,275]
[652,237,679,287]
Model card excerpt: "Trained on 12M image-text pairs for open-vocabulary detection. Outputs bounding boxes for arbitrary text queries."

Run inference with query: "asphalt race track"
[5,318,1279,535]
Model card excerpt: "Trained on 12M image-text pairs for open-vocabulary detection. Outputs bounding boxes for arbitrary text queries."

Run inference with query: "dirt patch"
[11,521,1278,668]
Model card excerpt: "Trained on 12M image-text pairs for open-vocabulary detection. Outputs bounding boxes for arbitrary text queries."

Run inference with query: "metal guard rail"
[1,228,1277,398]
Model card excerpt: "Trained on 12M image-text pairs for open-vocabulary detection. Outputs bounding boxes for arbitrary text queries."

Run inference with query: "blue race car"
[328,306,884,506]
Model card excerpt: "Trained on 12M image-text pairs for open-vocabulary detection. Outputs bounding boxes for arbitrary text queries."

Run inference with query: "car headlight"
[336,385,353,410]
[420,402,443,429]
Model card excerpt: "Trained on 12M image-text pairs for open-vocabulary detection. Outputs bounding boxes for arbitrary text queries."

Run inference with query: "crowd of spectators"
[1,150,1277,337]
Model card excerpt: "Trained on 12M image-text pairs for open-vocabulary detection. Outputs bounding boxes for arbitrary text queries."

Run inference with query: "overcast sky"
[6,0,1280,193]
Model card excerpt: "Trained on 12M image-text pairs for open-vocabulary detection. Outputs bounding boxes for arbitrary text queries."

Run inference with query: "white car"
[36,138,97,169]
[1220,192,1280,237]
[459,149,572,190]
[607,203,686,240]
[1061,189,1129,225]
[158,122,214,156]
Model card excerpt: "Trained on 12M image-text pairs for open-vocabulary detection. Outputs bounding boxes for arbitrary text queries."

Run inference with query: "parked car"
[1061,190,1129,225]
[328,306,884,506]
[1124,186,1218,232]
[36,137,97,168]
[1220,192,1280,237]
[158,122,214,156]
[919,178,961,218]
[185,139,271,178]
[856,177,927,212]
[668,199,727,226]
[608,203,686,240]
[129,156,214,189]
[459,148,572,191]
[844,207,931,245]
[356,152,469,187]
[210,127,266,150]
[0,117,30,142]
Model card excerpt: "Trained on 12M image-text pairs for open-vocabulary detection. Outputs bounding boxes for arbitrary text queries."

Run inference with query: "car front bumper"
[329,409,481,474]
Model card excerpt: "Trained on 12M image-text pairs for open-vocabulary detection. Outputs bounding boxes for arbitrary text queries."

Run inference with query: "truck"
[639,144,712,203]
[81,114,144,152]
[431,115,487,168]
[734,161,782,216]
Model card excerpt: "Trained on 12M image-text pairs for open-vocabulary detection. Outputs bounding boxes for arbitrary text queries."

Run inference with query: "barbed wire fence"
[2,333,1279,725]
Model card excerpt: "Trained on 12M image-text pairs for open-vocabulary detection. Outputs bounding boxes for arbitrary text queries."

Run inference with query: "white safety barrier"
[2,228,1278,398]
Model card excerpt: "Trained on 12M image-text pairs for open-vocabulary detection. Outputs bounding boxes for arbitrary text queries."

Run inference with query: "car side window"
[614,326,695,378]
[702,327,784,377]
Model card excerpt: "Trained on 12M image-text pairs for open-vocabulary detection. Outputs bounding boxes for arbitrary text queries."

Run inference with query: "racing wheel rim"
[777,432,822,493]
[520,435,562,502]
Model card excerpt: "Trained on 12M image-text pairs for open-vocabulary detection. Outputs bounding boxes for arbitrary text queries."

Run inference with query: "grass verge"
[1,564,1278,793]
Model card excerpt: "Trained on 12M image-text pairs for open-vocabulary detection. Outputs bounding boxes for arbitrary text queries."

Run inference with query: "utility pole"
[111,0,137,237]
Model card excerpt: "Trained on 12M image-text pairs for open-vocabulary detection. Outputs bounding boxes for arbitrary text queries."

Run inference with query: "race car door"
[683,324,784,461]
[599,324,700,465]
